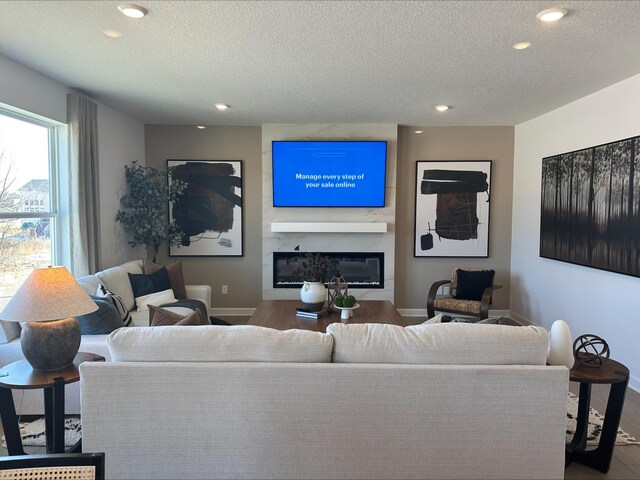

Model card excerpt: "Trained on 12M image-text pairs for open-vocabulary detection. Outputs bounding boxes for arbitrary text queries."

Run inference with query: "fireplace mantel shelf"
[271,222,388,233]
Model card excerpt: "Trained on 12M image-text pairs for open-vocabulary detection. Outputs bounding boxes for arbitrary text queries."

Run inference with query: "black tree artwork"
[540,135,640,277]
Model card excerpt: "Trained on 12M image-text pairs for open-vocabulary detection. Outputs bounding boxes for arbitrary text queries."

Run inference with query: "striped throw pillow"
[96,284,133,327]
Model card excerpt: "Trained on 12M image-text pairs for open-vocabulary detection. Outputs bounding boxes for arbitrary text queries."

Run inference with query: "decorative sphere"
[572,334,610,367]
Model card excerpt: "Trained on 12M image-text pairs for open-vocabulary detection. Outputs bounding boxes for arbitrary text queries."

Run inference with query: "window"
[0,108,60,310]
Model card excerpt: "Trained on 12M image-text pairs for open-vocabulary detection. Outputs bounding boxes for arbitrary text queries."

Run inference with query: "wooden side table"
[565,356,629,473]
[0,352,105,455]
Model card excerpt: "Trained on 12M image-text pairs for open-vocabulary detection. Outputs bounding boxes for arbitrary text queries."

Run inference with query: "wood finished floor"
[1,315,638,479]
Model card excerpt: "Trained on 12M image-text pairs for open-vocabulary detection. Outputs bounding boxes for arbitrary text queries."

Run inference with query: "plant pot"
[300,281,326,311]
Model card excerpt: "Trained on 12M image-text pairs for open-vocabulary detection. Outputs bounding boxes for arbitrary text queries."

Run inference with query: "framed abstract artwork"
[540,134,640,277]
[414,160,492,257]
[167,159,243,257]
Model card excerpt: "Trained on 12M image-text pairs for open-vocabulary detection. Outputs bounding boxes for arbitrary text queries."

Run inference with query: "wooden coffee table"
[248,300,406,332]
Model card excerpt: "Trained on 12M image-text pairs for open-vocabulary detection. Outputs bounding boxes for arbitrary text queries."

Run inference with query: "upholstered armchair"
[427,268,501,320]
[0,453,105,480]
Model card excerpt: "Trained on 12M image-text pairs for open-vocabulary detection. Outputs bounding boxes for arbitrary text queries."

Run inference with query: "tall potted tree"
[115,162,186,262]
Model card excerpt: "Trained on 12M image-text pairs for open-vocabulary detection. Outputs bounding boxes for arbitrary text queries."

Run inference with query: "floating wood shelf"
[270,222,388,233]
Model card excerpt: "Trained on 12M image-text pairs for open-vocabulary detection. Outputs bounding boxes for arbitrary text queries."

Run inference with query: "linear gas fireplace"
[273,252,384,289]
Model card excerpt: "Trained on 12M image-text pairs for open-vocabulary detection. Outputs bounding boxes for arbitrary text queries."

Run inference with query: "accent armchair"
[0,453,105,480]
[427,268,501,320]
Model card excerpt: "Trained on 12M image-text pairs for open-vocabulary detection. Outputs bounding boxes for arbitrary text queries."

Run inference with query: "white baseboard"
[210,308,256,317]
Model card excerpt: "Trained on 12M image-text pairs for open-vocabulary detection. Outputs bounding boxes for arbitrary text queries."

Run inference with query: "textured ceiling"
[1,1,640,126]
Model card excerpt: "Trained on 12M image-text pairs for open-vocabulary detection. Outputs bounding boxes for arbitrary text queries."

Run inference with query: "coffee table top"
[248,300,406,332]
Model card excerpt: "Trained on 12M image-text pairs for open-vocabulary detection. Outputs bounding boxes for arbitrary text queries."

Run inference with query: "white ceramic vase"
[547,319,575,368]
[300,281,326,311]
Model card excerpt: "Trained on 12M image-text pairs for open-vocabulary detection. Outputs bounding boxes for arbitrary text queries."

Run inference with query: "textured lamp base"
[20,318,81,372]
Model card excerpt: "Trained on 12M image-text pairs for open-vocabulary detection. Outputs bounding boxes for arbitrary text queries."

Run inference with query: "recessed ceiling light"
[196,125,206,130]
[434,105,450,112]
[118,4,148,18]
[103,29,122,38]
[214,104,230,111]
[513,42,531,50]
[414,130,424,134]
[536,7,567,22]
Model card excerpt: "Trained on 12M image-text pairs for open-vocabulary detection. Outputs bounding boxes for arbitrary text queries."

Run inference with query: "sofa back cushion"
[327,323,549,365]
[0,320,21,343]
[95,260,143,311]
[107,325,333,363]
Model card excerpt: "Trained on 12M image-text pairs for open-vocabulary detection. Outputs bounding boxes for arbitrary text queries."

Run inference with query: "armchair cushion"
[454,269,495,301]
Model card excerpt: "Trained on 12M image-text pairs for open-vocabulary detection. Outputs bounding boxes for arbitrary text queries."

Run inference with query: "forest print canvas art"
[540,135,640,277]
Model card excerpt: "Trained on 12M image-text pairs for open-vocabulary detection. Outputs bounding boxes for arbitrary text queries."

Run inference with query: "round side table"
[565,356,629,473]
[0,352,105,455]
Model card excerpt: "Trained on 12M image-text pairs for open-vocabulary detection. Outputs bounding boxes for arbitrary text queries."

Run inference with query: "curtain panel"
[67,94,100,276]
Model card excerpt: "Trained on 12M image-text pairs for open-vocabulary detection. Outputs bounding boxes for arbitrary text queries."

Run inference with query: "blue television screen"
[272,140,387,207]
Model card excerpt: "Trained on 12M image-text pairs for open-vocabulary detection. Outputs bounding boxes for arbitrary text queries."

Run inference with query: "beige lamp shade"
[0,266,97,322]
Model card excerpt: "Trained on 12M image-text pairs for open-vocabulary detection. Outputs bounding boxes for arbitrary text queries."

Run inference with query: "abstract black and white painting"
[540,135,640,277]
[414,161,491,257]
[168,160,243,257]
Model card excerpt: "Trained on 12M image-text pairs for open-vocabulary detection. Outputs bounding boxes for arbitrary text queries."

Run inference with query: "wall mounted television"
[272,140,387,207]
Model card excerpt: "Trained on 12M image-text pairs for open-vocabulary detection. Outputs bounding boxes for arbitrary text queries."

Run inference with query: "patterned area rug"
[1,415,82,447]
[567,392,639,446]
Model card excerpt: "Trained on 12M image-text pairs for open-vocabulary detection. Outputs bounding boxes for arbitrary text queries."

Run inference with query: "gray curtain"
[67,94,100,276]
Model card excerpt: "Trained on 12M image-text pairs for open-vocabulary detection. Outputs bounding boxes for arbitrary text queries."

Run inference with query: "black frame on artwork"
[413,160,492,258]
[167,159,244,257]
[540,134,640,278]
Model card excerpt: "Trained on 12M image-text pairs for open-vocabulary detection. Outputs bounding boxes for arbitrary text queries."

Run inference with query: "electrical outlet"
[222,285,228,295]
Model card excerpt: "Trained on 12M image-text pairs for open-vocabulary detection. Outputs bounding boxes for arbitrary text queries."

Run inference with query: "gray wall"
[0,53,146,272]
[145,124,514,312]
[144,125,262,310]
[512,73,640,390]
[395,126,515,310]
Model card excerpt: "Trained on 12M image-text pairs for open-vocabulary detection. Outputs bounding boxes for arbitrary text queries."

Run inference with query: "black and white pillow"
[96,284,133,327]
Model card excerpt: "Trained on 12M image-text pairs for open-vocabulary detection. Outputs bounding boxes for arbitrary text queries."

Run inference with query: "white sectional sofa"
[81,322,569,480]
[0,259,211,414]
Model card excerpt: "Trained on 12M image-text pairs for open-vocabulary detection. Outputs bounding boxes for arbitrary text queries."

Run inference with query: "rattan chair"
[0,453,104,480]
[427,268,501,320]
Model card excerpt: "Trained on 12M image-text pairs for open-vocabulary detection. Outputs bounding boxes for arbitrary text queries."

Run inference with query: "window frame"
[0,106,63,266]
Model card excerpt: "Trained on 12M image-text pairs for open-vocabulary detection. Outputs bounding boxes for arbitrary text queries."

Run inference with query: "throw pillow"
[128,268,172,299]
[96,284,133,327]
[143,260,187,299]
[421,313,443,325]
[148,305,208,326]
[76,296,125,334]
[454,269,495,301]
[135,288,177,312]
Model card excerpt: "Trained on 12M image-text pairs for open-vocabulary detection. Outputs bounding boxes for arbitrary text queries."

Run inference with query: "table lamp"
[0,266,98,372]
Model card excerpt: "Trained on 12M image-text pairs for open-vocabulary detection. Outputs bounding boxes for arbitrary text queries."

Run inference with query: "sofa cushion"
[143,260,187,299]
[327,323,549,365]
[0,320,21,344]
[135,289,177,312]
[76,296,125,334]
[107,325,333,363]
[95,260,143,311]
[96,285,133,327]
[128,269,172,299]
[148,305,208,326]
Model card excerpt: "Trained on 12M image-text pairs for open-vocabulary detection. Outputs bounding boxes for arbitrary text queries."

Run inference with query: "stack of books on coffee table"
[296,307,331,319]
